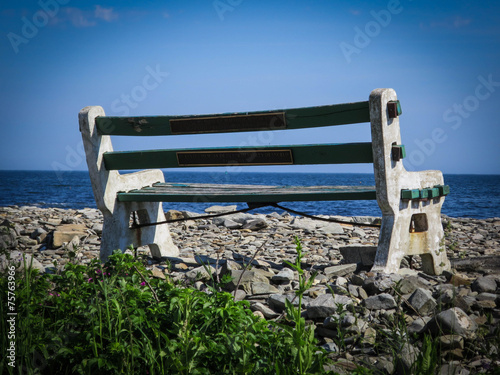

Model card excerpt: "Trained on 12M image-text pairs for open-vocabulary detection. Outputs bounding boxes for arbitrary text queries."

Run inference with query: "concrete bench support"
[369,89,450,274]
[79,106,179,261]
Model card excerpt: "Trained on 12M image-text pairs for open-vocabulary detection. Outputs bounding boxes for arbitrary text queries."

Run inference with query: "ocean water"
[0,170,499,219]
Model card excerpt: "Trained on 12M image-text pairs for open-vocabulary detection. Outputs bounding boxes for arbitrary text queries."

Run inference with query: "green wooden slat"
[401,189,420,200]
[116,183,377,203]
[429,187,440,198]
[96,101,370,136]
[419,189,429,200]
[436,185,450,196]
[103,143,373,170]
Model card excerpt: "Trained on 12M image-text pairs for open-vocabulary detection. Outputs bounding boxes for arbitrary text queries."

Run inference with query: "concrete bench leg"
[79,105,179,262]
[414,209,451,275]
[372,214,410,274]
[372,209,450,275]
[100,202,178,261]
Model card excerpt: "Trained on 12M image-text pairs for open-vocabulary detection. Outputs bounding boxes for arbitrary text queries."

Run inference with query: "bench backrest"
[95,100,382,171]
[81,89,409,213]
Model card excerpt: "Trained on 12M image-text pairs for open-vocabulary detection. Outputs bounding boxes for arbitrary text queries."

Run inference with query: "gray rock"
[317,222,344,234]
[395,343,419,375]
[339,245,377,267]
[363,293,397,310]
[165,210,184,221]
[185,265,215,281]
[0,251,45,273]
[18,236,38,246]
[180,211,203,219]
[0,223,18,249]
[30,227,47,240]
[205,205,237,214]
[431,307,478,338]
[439,334,464,350]
[362,276,396,295]
[397,275,430,295]
[471,276,498,293]
[307,293,352,319]
[324,264,357,277]
[351,228,366,238]
[407,288,437,315]
[290,218,316,232]
[220,260,242,276]
[225,270,270,293]
[439,364,470,375]
[316,222,344,234]
[476,292,498,302]
[321,342,339,353]
[223,219,241,229]
[251,302,280,319]
[272,268,295,283]
[268,293,302,313]
[91,223,103,235]
[242,218,268,231]
[226,212,259,224]
[251,282,280,295]
[407,317,431,334]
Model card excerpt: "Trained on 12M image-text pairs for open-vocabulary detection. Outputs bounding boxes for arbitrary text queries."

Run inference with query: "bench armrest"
[118,169,165,190]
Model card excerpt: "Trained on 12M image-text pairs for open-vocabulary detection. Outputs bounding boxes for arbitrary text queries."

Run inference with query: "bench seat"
[117,182,378,203]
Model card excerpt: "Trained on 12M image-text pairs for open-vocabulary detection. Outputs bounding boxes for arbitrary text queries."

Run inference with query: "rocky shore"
[1,205,499,374]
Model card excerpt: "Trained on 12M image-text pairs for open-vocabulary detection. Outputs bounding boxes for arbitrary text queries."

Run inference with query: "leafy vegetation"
[0,241,332,375]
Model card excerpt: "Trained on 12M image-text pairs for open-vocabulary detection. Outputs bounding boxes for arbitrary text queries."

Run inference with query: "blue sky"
[1,0,499,175]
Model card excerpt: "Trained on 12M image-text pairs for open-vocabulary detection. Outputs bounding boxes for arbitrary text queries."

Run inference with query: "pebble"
[1,205,499,371]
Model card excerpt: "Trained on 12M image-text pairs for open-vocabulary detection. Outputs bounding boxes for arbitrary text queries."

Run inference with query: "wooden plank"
[436,185,450,196]
[103,143,373,170]
[96,101,370,136]
[116,183,377,203]
[401,189,420,200]
[170,112,286,134]
[177,149,293,167]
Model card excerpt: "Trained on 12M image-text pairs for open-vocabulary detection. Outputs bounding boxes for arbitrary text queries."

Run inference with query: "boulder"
[242,218,268,231]
[407,288,437,315]
[0,251,44,273]
[0,223,18,249]
[339,245,377,267]
[307,293,353,319]
[185,265,215,281]
[471,276,498,293]
[430,307,478,338]
[324,264,357,277]
[272,268,295,283]
[165,210,184,221]
[268,293,302,313]
[52,224,87,248]
[363,293,397,310]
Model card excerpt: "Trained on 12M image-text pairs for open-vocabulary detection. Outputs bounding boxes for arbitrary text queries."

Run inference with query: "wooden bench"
[79,88,451,275]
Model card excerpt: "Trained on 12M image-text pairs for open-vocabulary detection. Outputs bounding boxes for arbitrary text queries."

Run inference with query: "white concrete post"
[369,89,451,275]
[79,106,179,261]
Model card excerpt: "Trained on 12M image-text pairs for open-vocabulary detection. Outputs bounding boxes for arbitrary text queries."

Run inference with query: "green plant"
[275,236,326,375]
[411,334,439,375]
[0,248,342,374]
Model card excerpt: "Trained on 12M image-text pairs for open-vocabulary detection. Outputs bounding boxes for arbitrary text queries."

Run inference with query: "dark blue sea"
[0,171,499,219]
